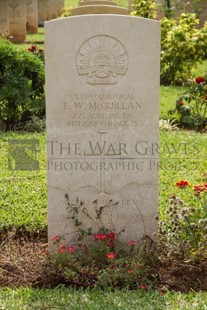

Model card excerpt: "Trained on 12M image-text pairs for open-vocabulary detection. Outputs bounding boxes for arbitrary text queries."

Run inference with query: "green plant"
[158,179,207,262]
[46,194,157,289]
[23,115,46,132]
[27,45,45,63]
[131,0,157,19]
[162,0,180,19]
[61,7,72,17]
[170,75,207,130]
[161,0,203,19]
[159,119,178,131]
[0,39,45,129]
[161,14,207,85]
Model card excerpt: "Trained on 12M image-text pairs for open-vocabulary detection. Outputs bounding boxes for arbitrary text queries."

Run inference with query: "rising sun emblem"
[76,35,128,85]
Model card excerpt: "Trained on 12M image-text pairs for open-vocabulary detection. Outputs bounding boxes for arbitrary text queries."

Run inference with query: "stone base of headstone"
[70,0,129,16]
[79,1,118,6]
[27,0,38,34]
[38,0,47,24]
[70,5,129,15]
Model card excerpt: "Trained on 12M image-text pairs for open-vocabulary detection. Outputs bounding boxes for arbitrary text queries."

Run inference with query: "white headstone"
[45,15,160,246]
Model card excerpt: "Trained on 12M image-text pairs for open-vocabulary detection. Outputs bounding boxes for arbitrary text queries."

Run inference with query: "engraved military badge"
[9,0,19,9]
[76,35,128,85]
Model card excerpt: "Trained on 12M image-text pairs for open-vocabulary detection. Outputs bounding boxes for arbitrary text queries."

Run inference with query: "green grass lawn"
[1,286,207,309]
[26,29,44,44]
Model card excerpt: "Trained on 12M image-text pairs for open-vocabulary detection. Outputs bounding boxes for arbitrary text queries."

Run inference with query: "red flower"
[106,252,116,259]
[107,241,115,247]
[177,100,184,106]
[28,45,36,53]
[109,232,116,240]
[94,233,108,240]
[140,284,148,290]
[127,240,137,246]
[67,246,75,252]
[58,243,66,253]
[175,180,190,188]
[193,183,207,193]
[195,77,205,84]
[51,235,60,242]
[128,269,134,273]
[58,248,65,253]
[45,249,49,255]
[160,290,167,296]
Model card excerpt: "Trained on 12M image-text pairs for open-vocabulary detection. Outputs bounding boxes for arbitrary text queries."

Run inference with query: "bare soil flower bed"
[1,234,207,292]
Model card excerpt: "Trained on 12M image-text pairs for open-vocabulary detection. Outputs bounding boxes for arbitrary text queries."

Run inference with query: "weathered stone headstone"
[38,0,56,23]
[9,0,26,43]
[26,0,38,34]
[48,0,58,19]
[0,0,9,36]
[45,15,160,246]
[38,0,47,24]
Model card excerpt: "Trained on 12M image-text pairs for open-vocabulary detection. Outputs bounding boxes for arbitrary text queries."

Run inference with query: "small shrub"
[27,45,44,63]
[169,74,207,130]
[161,0,202,19]
[45,195,158,289]
[158,178,207,262]
[131,0,157,19]
[48,232,155,289]
[161,14,207,85]
[23,115,46,132]
[0,39,45,129]
[60,7,71,17]
[161,0,183,19]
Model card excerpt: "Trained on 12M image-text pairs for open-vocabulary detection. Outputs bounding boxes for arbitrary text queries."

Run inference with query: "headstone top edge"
[44,15,161,26]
